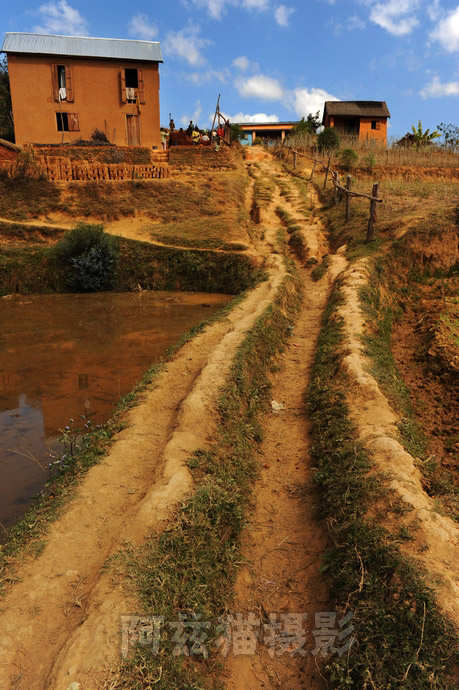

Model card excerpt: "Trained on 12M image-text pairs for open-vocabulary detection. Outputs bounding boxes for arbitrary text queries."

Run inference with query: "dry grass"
[287,132,459,169]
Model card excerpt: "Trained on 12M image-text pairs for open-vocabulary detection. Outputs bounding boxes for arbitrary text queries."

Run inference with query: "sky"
[2,0,459,138]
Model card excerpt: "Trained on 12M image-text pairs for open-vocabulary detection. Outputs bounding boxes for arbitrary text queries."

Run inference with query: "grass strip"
[307,285,459,689]
[109,267,303,689]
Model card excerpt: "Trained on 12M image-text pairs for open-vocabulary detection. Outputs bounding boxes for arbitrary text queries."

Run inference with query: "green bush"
[53,223,118,292]
[318,127,340,152]
[339,148,358,171]
[363,153,376,172]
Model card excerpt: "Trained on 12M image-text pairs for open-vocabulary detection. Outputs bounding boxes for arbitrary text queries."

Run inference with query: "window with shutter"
[65,66,74,102]
[51,64,59,101]
[56,112,80,131]
[68,113,80,131]
[137,69,145,104]
[120,68,127,104]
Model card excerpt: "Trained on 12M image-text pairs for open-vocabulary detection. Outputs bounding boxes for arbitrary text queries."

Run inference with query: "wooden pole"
[334,173,340,205]
[366,182,380,243]
[345,175,352,223]
[293,151,297,170]
[323,157,330,189]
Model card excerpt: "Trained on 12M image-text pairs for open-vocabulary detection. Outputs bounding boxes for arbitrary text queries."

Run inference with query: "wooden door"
[126,115,140,146]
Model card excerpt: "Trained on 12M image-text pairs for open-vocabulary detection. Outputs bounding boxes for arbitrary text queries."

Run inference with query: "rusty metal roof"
[1,32,163,62]
[323,101,390,121]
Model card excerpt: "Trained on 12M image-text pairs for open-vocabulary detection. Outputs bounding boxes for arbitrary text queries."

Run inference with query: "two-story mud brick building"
[1,32,163,148]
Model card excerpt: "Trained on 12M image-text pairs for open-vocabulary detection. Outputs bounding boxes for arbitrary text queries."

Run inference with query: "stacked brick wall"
[0,156,170,181]
[169,145,237,171]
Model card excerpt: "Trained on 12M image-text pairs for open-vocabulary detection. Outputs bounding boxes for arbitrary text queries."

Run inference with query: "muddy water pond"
[0,291,232,530]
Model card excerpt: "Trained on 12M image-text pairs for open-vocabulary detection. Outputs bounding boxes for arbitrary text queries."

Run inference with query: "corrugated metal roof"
[1,32,162,62]
[323,101,390,120]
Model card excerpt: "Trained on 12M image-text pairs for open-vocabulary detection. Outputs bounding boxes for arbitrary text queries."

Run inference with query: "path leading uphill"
[0,148,348,690]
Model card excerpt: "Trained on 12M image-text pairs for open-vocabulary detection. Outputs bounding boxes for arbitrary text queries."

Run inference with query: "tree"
[318,127,340,152]
[0,57,14,142]
[410,120,440,150]
[437,122,459,152]
[229,123,244,143]
[53,223,119,292]
[291,111,321,135]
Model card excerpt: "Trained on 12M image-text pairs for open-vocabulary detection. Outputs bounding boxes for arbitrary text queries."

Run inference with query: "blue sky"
[2,0,459,138]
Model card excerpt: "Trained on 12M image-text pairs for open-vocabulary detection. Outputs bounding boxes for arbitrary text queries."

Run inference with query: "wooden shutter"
[65,65,74,102]
[137,68,145,104]
[120,68,127,103]
[68,113,80,131]
[51,64,59,101]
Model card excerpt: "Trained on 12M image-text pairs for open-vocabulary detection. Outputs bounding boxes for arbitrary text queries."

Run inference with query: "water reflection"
[0,291,231,528]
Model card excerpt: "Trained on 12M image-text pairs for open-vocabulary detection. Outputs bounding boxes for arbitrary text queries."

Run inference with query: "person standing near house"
[169,118,175,146]
[186,120,194,137]
[160,128,168,150]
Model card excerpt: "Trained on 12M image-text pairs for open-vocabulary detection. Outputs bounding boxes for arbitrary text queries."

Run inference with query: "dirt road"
[0,149,346,689]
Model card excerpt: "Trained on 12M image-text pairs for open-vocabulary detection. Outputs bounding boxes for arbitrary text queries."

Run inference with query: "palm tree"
[411,120,441,150]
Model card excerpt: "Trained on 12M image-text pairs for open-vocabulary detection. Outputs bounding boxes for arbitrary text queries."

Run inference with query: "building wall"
[7,54,160,147]
[324,114,387,144]
[358,117,387,144]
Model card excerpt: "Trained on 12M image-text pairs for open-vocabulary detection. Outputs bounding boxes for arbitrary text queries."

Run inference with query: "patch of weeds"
[253,177,275,206]
[288,230,308,262]
[310,254,330,281]
[308,284,459,689]
[275,206,301,235]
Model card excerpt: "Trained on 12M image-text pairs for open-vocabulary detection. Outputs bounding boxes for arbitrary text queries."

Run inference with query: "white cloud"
[233,55,250,70]
[222,111,280,123]
[241,0,270,10]
[189,0,230,20]
[420,75,459,97]
[292,87,339,119]
[188,67,230,84]
[180,100,204,127]
[274,5,295,27]
[369,0,419,36]
[236,74,285,100]
[164,24,212,66]
[128,13,158,40]
[189,0,286,23]
[33,0,88,35]
[430,6,459,52]
[346,14,365,30]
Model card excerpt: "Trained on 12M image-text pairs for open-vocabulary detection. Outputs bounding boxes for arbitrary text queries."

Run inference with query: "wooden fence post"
[366,182,379,243]
[323,157,330,189]
[293,151,297,170]
[345,175,352,223]
[334,173,340,205]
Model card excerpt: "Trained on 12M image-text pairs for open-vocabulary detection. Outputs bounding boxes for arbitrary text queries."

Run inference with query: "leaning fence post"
[323,157,330,189]
[345,175,352,223]
[334,172,340,205]
[366,182,379,243]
